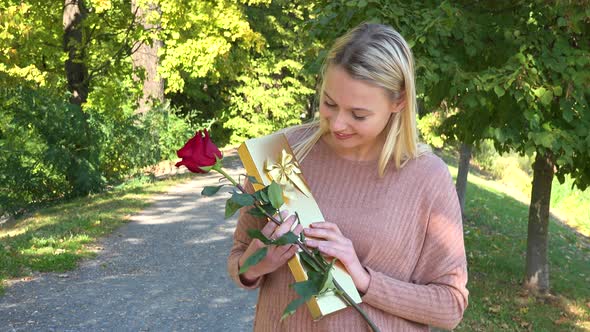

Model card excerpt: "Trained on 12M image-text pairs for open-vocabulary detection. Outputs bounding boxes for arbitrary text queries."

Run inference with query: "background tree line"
[1,0,588,295]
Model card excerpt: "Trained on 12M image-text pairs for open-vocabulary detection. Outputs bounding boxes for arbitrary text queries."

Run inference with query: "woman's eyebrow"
[323,92,373,113]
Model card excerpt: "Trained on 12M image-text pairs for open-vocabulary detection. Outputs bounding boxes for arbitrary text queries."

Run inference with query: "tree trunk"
[131,0,164,114]
[63,0,99,195]
[63,0,89,104]
[524,150,554,293]
[455,142,472,217]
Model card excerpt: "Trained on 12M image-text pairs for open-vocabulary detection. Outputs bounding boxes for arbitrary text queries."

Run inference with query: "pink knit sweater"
[227,133,469,331]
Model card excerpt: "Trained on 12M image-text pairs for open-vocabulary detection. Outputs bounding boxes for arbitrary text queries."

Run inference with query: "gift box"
[238,132,362,320]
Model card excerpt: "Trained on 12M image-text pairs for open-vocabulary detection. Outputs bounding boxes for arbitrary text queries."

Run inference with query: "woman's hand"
[238,210,303,284]
[303,222,370,294]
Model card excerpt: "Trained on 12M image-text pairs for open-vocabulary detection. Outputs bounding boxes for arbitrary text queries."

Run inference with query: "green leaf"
[268,181,284,209]
[239,247,268,274]
[247,229,272,245]
[293,279,320,298]
[274,231,299,246]
[534,87,553,106]
[247,175,259,185]
[494,85,505,97]
[225,199,241,219]
[260,189,269,204]
[319,259,337,294]
[282,277,323,320]
[562,108,574,122]
[300,251,322,272]
[312,248,328,266]
[201,185,223,196]
[247,207,267,217]
[262,203,277,216]
[281,296,307,321]
[231,192,255,206]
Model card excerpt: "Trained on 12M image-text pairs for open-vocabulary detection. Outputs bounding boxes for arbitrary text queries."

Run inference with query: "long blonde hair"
[286,23,430,177]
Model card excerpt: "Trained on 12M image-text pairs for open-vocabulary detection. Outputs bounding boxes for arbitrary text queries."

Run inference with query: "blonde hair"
[286,23,430,177]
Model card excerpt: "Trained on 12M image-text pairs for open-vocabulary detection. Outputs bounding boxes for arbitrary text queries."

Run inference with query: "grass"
[449,164,590,331]
[0,173,193,294]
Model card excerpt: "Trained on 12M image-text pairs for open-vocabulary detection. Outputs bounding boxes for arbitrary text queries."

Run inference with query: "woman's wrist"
[238,261,261,285]
[353,264,371,294]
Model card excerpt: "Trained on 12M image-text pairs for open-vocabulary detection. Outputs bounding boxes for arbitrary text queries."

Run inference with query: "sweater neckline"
[317,136,379,167]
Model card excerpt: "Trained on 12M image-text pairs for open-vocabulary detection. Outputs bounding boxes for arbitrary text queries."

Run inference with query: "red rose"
[175,129,222,173]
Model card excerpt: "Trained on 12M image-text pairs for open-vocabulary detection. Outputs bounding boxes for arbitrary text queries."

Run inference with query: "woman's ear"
[390,96,406,114]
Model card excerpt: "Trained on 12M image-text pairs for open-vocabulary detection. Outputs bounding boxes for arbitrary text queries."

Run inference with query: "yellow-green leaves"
[533,87,553,106]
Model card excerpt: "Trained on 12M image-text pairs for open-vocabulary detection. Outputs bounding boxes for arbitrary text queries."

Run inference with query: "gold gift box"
[238,132,362,320]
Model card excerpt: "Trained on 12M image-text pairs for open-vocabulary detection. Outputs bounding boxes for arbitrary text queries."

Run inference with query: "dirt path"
[0,153,257,331]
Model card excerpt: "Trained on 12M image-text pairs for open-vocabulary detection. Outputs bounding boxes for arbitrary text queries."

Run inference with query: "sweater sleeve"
[227,179,267,289]
[361,166,469,330]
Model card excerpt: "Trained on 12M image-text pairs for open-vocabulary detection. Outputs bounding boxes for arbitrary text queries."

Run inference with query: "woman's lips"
[334,132,354,140]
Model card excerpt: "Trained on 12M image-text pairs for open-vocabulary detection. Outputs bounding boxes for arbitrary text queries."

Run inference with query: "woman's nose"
[331,111,348,132]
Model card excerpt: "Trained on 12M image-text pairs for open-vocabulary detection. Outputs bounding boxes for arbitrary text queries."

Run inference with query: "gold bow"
[264,149,312,200]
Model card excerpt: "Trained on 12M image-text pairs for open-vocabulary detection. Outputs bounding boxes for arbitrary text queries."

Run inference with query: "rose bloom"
[175,129,222,173]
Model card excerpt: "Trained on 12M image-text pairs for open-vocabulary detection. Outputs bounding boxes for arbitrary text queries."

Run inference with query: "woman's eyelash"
[324,102,366,120]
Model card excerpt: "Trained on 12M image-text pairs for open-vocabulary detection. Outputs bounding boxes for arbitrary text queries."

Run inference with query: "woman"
[227,23,468,331]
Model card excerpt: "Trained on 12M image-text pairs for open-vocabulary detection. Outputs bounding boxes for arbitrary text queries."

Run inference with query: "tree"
[131,0,164,113]
[308,0,590,293]
[0,0,174,211]
[155,0,318,144]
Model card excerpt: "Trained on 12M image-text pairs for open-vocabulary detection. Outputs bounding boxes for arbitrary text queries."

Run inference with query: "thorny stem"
[223,175,380,332]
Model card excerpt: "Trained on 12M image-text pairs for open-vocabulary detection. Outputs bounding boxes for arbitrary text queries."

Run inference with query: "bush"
[0,76,192,215]
[0,82,102,214]
[417,111,448,149]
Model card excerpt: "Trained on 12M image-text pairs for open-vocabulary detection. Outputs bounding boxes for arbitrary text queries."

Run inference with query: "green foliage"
[0,77,102,214]
[309,1,590,190]
[0,73,191,214]
[162,0,318,145]
[417,111,448,149]
[238,246,268,274]
[201,185,224,196]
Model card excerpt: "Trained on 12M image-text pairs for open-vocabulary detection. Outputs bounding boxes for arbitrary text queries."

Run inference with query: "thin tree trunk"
[131,0,164,114]
[524,150,554,293]
[63,0,88,104]
[455,142,472,217]
[63,0,98,195]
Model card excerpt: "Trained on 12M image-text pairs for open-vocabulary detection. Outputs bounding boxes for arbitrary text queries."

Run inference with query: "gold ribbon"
[264,149,312,199]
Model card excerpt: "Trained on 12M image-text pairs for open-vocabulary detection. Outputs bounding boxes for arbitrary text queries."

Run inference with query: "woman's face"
[319,65,404,160]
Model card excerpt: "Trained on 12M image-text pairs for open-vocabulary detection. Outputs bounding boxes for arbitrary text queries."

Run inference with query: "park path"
[0,152,258,331]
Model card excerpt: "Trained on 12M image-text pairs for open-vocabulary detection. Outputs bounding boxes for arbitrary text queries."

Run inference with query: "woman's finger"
[263,210,290,238]
[309,222,342,234]
[271,214,296,239]
[261,219,277,238]
[280,244,299,260]
[293,224,303,236]
[303,227,342,242]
